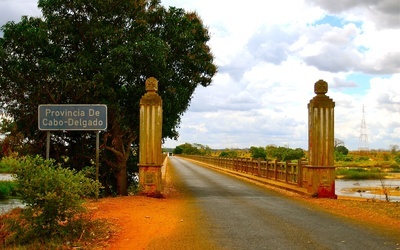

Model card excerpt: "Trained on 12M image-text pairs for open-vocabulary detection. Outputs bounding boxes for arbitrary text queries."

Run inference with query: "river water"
[0,173,13,181]
[0,174,25,213]
[335,179,400,201]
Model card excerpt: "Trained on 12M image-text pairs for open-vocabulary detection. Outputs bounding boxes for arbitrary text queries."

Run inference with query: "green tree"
[173,146,183,155]
[249,146,267,160]
[335,145,349,155]
[177,143,199,155]
[283,147,305,161]
[0,0,216,195]
[334,138,344,148]
[266,146,304,161]
[219,150,238,158]
[193,143,212,156]
[389,144,399,154]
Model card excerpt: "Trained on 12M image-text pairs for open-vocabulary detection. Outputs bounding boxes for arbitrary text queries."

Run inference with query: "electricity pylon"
[358,105,369,154]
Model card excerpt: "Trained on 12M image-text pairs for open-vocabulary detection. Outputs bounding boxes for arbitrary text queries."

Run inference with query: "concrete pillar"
[306,80,336,198]
[138,77,163,197]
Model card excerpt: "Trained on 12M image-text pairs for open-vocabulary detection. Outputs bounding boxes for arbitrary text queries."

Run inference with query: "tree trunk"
[116,159,128,196]
[103,123,136,196]
[112,145,130,196]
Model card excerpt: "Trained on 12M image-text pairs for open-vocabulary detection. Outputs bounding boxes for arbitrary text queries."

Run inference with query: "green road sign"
[38,104,107,131]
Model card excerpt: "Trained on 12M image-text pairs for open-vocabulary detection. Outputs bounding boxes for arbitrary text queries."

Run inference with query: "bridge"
[178,155,309,195]
[140,78,336,198]
[134,77,400,248]
[175,80,337,198]
[158,156,400,249]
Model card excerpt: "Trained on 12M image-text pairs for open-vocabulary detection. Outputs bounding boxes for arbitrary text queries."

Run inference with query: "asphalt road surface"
[169,156,399,250]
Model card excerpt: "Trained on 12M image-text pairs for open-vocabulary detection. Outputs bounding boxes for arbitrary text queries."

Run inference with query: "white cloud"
[306,0,399,29]
[163,1,399,151]
[0,0,41,24]
[1,0,399,151]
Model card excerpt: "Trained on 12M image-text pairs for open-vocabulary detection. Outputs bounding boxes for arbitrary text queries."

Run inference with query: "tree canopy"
[0,0,217,195]
[219,150,238,158]
[335,145,349,156]
[266,146,305,161]
[249,146,267,160]
[173,143,211,156]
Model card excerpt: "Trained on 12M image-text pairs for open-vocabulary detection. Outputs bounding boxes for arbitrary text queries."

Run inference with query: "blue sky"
[1,0,399,151]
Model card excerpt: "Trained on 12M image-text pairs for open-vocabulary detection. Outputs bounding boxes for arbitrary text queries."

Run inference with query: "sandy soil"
[87,159,218,249]
[88,160,400,249]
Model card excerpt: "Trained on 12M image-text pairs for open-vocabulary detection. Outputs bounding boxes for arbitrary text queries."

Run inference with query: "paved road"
[169,156,399,250]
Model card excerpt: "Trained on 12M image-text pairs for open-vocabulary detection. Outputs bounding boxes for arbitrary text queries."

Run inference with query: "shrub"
[0,156,20,173]
[219,150,238,158]
[249,146,267,160]
[355,156,370,162]
[394,154,400,164]
[3,155,101,244]
[173,146,183,154]
[335,145,349,155]
[266,146,305,161]
[335,152,354,162]
[391,163,400,172]
[0,181,17,199]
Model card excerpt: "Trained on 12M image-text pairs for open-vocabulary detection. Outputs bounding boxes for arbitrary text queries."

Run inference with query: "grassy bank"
[335,167,394,180]
[0,181,17,199]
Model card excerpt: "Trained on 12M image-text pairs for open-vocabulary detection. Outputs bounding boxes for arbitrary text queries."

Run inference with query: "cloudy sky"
[1,0,399,150]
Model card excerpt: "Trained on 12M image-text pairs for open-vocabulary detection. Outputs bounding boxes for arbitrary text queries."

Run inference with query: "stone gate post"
[306,80,336,198]
[138,77,163,197]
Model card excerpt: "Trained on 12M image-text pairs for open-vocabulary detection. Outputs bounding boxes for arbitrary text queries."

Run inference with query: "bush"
[394,154,400,164]
[355,156,370,162]
[0,156,20,173]
[335,145,349,155]
[219,150,238,158]
[391,163,400,172]
[3,155,101,244]
[249,146,267,160]
[0,181,17,199]
[335,152,354,162]
[266,146,305,161]
[173,146,183,154]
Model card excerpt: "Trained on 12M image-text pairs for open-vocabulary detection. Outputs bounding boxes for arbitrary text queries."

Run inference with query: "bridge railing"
[179,155,308,187]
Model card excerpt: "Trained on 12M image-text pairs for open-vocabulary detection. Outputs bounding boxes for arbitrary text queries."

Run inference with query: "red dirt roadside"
[87,159,218,250]
[88,159,400,249]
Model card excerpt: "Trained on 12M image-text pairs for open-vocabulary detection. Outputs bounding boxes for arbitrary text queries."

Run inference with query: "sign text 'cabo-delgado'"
[38,104,107,131]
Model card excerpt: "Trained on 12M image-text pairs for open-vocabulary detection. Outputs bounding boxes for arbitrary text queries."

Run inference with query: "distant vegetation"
[172,143,212,156]
[171,143,305,161]
[335,168,390,179]
[170,142,400,180]
[334,148,400,179]
[335,150,400,170]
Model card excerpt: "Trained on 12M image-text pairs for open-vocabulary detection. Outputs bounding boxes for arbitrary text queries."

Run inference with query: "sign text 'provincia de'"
[38,104,107,131]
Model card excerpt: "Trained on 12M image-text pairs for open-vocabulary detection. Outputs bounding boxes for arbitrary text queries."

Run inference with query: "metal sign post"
[46,131,50,160]
[96,130,100,199]
[38,104,107,199]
